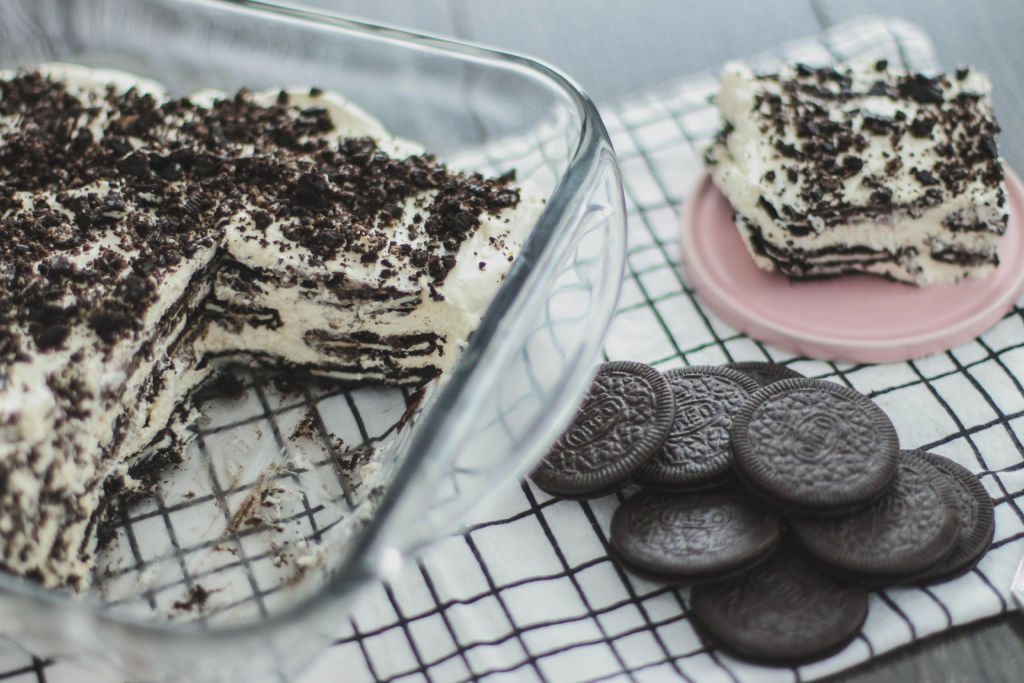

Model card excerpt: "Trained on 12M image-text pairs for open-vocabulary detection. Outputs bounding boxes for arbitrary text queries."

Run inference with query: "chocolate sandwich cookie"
[914,451,995,584]
[724,361,805,387]
[690,550,868,665]
[530,361,675,498]
[610,489,781,583]
[633,366,759,491]
[789,452,962,584]
[731,378,899,516]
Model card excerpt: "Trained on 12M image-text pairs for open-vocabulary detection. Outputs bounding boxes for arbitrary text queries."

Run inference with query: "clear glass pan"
[0,1,625,680]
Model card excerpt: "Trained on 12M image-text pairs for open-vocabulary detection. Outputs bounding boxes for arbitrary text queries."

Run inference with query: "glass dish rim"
[0,0,620,645]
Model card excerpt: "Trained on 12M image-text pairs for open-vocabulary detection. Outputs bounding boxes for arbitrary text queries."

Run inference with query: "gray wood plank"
[292,0,457,37]
[830,614,1024,683]
[815,0,1024,178]
[453,0,821,103]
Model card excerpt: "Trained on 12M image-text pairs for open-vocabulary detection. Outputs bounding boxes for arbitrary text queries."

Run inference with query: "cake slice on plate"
[706,60,1008,285]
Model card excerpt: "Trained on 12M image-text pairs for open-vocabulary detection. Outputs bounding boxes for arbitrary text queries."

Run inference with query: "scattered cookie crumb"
[290,407,319,442]
[396,386,427,432]
[226,467,286,534]
[173,584,214,612]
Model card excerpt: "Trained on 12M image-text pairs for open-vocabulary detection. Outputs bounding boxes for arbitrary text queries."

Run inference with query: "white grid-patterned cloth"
[8,16,1024,683]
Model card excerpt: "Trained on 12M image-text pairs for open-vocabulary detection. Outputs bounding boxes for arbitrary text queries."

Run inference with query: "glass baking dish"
[0,0,625,680]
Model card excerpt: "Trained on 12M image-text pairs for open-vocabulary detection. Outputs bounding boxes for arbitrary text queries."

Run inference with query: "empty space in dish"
[95,370,417,624]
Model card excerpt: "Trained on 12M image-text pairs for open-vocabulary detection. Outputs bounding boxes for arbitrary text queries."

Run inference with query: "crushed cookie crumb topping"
[0,71,520,361]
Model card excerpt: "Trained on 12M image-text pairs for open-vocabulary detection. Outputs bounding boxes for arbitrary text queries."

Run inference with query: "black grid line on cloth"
[877,591,919,641]
[154,486,216,619]
[336,555,672,641]
[198,429,271,620]
[460,532,546,680]
[102,503,335,610]
[969,567,1010,614]
[101,484,340,583]
[380,583,433,682]
[907,355,1024,524]
[301,386,366,510]
[33,659,48,683]
[116,498,160,610]
[856,632,876,660]
[574,497,703,682]
[349,617,382,682]
[0,658,49,683]
[413,561,476,678]
[192,377,348,437]
[518,484,638,682]
[918,585,955,629]
[108,455,347,540]
[330,504,746,681]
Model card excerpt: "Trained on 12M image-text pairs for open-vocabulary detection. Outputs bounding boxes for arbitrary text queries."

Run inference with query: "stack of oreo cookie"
[530,361,995,665]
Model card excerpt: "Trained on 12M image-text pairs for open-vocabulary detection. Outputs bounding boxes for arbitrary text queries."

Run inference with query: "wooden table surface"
[300,1,1024,680]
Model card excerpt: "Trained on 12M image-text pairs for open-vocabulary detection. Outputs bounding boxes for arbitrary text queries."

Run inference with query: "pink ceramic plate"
[679,168,1024,363]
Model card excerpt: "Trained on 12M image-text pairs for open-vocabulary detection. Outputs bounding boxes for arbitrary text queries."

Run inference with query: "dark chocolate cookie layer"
[724,361,805,387]
[914,451,994,583]
[610,489,781,583]
[530,361,674,498]
[731,378,899,516]
[690,550,868,665]
[633,366,759,491]
[789,451,962,583]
